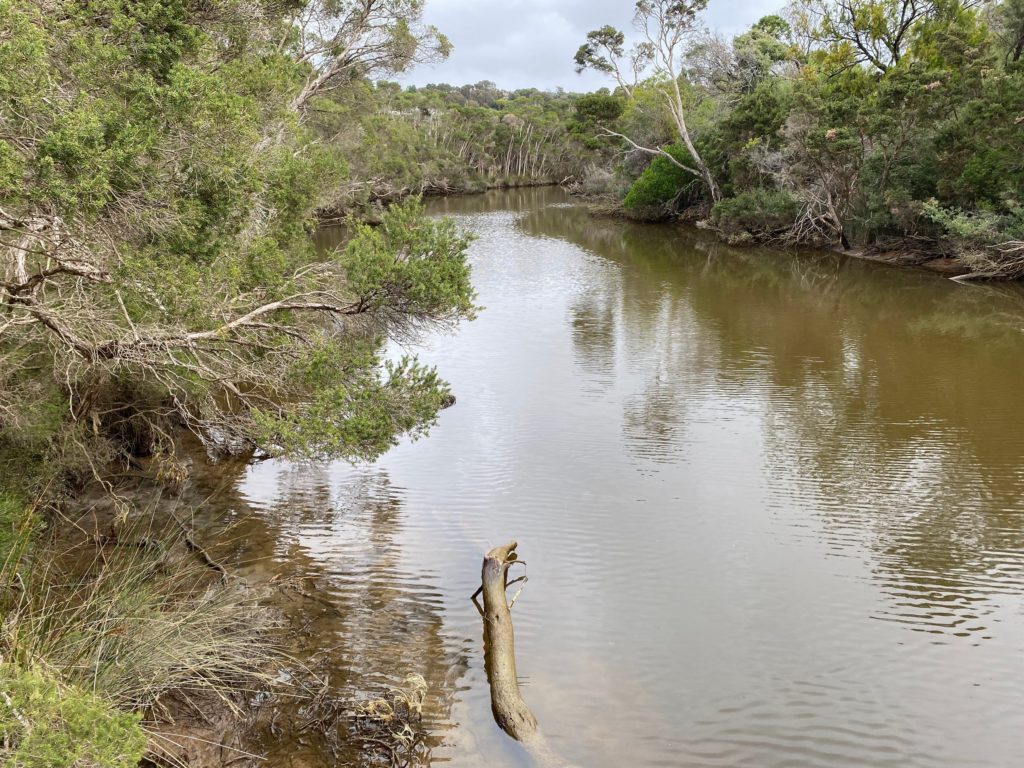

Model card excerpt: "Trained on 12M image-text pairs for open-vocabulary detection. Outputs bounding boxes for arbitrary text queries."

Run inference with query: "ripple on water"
[233,189,1024,768]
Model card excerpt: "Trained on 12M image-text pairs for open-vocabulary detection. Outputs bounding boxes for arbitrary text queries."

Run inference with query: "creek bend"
[203,187,1024,767]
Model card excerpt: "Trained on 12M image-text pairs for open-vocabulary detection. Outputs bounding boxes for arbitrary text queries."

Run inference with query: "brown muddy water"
[203,187,1024,767]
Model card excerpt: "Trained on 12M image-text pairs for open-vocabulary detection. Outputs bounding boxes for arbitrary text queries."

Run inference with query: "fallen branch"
[598,128,701,179]
[169,511,228,583]
[477,541,537,740]
[474,542,580,768]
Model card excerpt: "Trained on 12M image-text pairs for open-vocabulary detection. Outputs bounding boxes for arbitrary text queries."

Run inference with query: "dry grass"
[1,507,279,762]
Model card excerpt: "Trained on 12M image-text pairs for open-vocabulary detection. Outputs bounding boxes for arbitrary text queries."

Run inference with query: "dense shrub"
[623,144,696,219]
[0,665,146,768]
[711,188,800,234]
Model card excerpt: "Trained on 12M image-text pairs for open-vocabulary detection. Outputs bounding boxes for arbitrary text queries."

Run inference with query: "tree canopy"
[0,0,476,499]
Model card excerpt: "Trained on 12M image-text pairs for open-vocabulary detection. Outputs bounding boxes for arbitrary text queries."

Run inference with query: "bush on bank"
[1,0,477,762]
[711,189,800,236]
[0,664,146,768]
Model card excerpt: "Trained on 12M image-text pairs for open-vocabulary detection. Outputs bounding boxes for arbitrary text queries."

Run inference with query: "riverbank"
[0,447,276,768]
[317,177,568,225]
[577,196,1024,282]
[1,418,457,768]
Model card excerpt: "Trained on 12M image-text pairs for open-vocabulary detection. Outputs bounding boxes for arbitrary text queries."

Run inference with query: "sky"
[403,0,784,92]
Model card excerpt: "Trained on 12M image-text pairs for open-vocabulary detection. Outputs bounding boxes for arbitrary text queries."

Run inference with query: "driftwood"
[474,541,537,740]
[473,542,580,767]
[169,510,228,583]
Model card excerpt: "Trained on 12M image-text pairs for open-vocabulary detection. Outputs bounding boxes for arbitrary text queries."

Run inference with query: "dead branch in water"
[473,542,580,768]
[475,541,538,741]
[168,510,228,583]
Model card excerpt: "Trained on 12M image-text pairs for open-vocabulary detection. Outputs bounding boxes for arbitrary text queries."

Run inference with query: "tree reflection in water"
[188,459,470,767]
[531,197,1024,641]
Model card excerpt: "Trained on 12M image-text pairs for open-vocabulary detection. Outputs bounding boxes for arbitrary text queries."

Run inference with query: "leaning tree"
[575,0,722,203]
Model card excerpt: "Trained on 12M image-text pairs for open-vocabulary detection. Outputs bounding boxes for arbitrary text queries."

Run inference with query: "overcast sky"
[403,0,784,91]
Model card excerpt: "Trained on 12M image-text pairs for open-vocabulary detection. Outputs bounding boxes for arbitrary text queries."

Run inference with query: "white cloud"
[403,0,784,91]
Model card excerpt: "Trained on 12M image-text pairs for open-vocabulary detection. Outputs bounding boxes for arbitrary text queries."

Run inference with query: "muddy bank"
[53,442,435,768]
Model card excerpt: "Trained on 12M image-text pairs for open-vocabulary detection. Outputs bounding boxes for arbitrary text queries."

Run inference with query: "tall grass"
[0,500,279,764]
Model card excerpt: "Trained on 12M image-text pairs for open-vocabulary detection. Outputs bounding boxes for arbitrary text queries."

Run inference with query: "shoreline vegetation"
[1,0,481,763]
[2,0,1023,766]
[568,0,1024,281]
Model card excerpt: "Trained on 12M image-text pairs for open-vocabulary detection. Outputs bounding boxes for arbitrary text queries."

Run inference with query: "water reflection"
[186,458,469,767]
[569,290,616,385]
[218,188,1024,768]
[518,195,1024,644]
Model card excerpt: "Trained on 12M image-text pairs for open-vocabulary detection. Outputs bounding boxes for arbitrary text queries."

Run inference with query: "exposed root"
[353,675,431,768]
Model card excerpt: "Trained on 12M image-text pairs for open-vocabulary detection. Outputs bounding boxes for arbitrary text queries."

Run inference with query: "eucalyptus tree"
[575,0,723,203]
[574,25,648,98]
[286,0,452,113]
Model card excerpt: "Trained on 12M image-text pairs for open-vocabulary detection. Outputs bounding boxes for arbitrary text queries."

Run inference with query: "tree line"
[575,0,1024,277]
[312,80,602,214]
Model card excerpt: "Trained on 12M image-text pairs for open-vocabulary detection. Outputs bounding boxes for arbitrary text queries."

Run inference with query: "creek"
[202,187,1024,767]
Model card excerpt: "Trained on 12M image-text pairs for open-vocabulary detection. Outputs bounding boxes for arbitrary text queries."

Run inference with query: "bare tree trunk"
[666,69,721,203]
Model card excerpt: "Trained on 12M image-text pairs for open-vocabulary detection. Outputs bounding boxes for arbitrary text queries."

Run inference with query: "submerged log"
[474,542,580,768]
[478,541,538,740]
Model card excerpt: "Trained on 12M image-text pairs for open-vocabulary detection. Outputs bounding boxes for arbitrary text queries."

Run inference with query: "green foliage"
[574,92,626,126]
[255,343,452,461]
[1001,0,1024,62]
[922,199,1024,244]
[0,0,485,470]
[623,145,695,217]
[721,78,792,146]
[341,198,476,320]
[574,25,628,75]
[0,664,146,768]
[252,199,478,462]
[570,91,627,151]
[0,3,484,765]
[586,0,1023,257]
[711,188,800,233]
[732,14,793,82]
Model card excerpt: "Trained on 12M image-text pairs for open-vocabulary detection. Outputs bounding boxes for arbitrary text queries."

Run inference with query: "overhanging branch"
[598,128,701,178]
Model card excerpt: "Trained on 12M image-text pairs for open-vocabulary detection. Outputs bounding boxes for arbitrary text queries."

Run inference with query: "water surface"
[222,188,1024,767]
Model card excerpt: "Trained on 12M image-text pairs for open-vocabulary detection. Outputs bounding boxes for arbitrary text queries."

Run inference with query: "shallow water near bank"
[210,188,1024,767]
